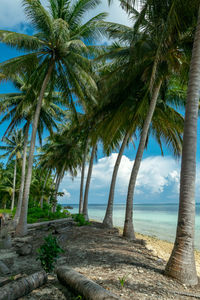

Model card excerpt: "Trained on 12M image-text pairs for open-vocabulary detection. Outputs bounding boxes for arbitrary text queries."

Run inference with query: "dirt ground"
[2,220,200,300]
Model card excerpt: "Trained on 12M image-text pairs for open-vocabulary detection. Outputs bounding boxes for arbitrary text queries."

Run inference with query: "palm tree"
[164,5,200,286]
[103,132,129,228]
[0,0,107,236]
[0,72,66,224]
[113,0,199,284]
[38,127,84,210]
[82,142,97,221]
[103,4,187,240]
[79,137,89,214]
[0,130,24,211]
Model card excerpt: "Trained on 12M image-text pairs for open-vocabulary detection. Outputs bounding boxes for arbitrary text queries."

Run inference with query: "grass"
[0,209,12,214]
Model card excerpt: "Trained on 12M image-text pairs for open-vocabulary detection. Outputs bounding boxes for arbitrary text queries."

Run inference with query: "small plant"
[119,275,127,288]
[72,214,90,226]
[74,296,82,300]
[36,234,64,272]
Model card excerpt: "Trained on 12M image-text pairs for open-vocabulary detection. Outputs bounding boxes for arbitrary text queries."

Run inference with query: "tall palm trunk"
[52,165,65,212]
[123,80,162,239]
[40,169,50,209]
[47,172,57,205]
[103,132,129,228]
[11,158,17,211]
[14,122,30,224]
[164,8,200,286]
[79,138,88,214]
[83,144,97,221]
[16,61,54,236]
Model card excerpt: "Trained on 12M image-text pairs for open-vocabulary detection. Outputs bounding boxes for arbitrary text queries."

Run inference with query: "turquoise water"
[65,203,200,250]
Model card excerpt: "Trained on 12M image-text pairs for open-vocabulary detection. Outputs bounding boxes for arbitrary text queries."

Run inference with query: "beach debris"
[0,271,47,300]
[56,266,123,300]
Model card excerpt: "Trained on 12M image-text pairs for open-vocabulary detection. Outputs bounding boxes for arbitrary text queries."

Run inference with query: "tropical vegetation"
[0,0,199,287]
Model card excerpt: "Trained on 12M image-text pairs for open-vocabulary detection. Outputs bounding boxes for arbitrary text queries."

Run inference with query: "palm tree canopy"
[0,0,108,112]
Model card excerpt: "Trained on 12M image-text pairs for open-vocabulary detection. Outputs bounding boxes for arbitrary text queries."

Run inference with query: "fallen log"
[27,217,73,229]
[0,271,47,300]
[57,266,122,300]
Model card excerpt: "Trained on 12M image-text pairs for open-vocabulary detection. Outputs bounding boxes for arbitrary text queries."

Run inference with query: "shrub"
[36,234,64,273]
[72,214,90,226]
[27,204,69,223]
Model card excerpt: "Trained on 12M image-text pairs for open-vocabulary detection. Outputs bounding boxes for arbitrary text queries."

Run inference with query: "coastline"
[135,232,200,276]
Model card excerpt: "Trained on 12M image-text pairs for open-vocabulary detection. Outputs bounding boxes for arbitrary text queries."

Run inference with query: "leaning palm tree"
[0,0,107,236]
[0,71,66,224]
[114,0,199,285]
[82,142,97,221]
[38,127,84,209]
[0,130,24,211]
[164,3,200,286]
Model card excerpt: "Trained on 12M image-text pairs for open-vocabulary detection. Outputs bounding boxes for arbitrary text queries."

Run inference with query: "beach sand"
[136,232,200,276]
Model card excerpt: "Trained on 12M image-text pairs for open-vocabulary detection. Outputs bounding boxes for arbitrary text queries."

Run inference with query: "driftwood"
[57,266,122,300]
[0,271,47,300]
[27,217,73,229]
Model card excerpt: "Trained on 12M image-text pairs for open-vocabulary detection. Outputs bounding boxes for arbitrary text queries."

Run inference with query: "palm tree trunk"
[16,61,54,236]
[40,169,50,209]
[11,158,17,211]
[47,172,57,205]
[103,132,129,228]
[123,80,162,239]
[52,165,65,212]
[52,174,61,213]
[83,144,97,221]
[79,138,88,214]
[14,122,30,224]
[164,8,200,286]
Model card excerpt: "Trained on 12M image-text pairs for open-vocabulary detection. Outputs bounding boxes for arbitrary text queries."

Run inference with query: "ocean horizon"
[61,203,200,250]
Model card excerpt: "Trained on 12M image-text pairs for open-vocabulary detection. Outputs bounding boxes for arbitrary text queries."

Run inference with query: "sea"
[63,203,200,250]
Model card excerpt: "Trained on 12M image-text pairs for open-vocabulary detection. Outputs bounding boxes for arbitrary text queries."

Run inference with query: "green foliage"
[74,296,83,300]
[119,275,127,288]
[27,204,69,224]
[72,214,90,226]
[37,234,64,273]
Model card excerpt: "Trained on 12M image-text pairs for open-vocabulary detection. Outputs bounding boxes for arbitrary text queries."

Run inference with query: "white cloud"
[0,0,26,29]
[62,188,71,198]
[58,188,71,204]
[58,154,187,204]
[0,0,131,30]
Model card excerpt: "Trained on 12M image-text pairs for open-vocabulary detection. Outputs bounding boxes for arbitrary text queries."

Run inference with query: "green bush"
[72,214,90,226]
[36,234,64,273]
[27,204,69,223]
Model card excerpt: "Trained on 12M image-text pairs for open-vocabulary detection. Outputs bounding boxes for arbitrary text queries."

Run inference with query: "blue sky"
[0,0,200,205]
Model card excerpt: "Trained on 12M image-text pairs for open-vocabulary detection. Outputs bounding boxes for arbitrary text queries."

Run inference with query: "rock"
[16,243,32,256]
[0,249,18,266]
[0,235,12,249]
[138,269,144,273]
[0,261,10,275]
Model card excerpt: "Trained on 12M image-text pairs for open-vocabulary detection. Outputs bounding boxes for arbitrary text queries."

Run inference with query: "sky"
[0,0,200,205]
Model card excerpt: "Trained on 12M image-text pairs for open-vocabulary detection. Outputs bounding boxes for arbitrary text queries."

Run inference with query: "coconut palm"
[82,142,97,221]
[0,130,24,211]
[164,4,200,286]
[0,0,107,236]
[38,126,84,209]
[112,0,199,284]
[0,72,66,224]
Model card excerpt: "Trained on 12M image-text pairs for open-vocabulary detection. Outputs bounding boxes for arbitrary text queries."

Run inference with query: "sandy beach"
[135,232,200,276]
